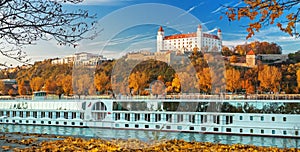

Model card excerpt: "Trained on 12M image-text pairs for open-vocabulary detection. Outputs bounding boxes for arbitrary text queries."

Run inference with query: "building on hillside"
[231,50,288,68]
[157,25,222,53]
[51,52,107,66]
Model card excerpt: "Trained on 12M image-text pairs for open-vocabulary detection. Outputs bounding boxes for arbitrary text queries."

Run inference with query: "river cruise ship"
[0,92,299,138]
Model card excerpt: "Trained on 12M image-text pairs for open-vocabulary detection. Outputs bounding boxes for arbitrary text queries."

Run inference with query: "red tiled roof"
[164,33,197,40]
[247,50,255,55]
[203,33,220,40]
[163,32,220,40]
[158,26,164,32]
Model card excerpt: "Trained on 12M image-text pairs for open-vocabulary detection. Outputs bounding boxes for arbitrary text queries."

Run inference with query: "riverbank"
[0,132,299,152]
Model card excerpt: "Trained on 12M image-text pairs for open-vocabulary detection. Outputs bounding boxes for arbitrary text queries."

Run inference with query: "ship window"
[189,115,195,123]
[125,124,129,127]
[155,125,160,129]
[41,112,45,118]
[72,112,76,119]
[0,111,3,116]
[250,116,253,121]
[213,128,219,132]
[12,120,15,123]
[213,115,220,124]
[12,111,16,117]
[261,116,264,121]
[190,126,194,130]
[64,122,67,125]
[80,113,84,119]
[177,114,183,122]
[6,112,10,117]
[201,127,206,131]
[134,113,140,121]
[239,116,243,120]
[125,113,130,121]
[0,120,2,122]
[272,130,275,134]
[226,116,233,124]
[19,120,22,123]
[240,129,243,133]
[115,113,120,121]
[41,121,44,124]
[26,120,29,123]
[6,120,8,123]
[155,114,161,122]
[177,126,182,130]
[272,117,275,121]
[48,121,51,124]
[56,112,60,118]
[283,131,287,135]
[80,122,83,126]
[283,117,286,122]
[64,112,68,119]
[135,124,139,128]
[250,129,253,133]
[295,131,299,135]
[49,112,53,119]
[166,126,171,129]
[226,128,231,132]
[33,121,36,124]
[72,122,75,125]
[201,115,207,123]
[261,130,264,134]
[166,114,172,122]
[56,121,59,125]
[145,125,149,128]
[145,114,150,122]
[33,112,37,118]
[20,112,23,118]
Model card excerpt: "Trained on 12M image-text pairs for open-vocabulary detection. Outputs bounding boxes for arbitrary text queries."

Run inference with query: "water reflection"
[0,124,298,148]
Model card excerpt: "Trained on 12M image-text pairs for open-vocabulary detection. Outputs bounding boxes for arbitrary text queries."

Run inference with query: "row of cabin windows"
[114,113,233,124]
[0,119,84,126]
[201,127,298,136]
[240,116,287,122]
[0,111,83,119]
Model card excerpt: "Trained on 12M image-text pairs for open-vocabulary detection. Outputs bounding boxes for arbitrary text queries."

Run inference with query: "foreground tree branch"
[223,0,300,39]
[0,0,97,66]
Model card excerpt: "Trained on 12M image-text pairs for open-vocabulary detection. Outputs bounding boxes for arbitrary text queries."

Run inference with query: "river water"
[0,124,299,148]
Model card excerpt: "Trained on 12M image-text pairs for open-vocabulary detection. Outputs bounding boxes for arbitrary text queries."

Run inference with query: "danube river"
[0,124,299,148]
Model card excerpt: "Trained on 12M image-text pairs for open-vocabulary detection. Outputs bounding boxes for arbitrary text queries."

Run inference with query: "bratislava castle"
[157,25,222,53]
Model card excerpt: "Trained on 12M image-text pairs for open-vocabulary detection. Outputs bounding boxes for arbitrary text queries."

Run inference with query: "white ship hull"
[0,99,299,138]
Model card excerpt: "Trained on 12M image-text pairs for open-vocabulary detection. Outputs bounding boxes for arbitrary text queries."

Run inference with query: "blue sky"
[3,0,300,65]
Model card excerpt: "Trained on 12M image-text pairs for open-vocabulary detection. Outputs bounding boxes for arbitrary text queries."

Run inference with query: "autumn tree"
[197,68,212,93]
[229,55,238,63]
[258,65,282,92]
[224,0,300,38]
[0,81,7,95]
[30,77,44,92]
[222,46,233,56]
[44,79,58,94]
[61,75,73,96]
[94,72,110,94]
[296,69,300,90]
[18,80,28,95]
[171,74,181,93]
[243,68,258,94]
[129,72,149,95]
[226,68,241,93]
[0,0,96,66]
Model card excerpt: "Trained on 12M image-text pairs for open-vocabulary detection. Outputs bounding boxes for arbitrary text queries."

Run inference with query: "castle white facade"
[157,25,222,53]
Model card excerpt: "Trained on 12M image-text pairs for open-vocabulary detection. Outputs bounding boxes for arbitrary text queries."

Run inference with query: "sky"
[2,0,300,66]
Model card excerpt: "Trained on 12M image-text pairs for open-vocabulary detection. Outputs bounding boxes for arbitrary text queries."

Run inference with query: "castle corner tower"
[157,26,164,52]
